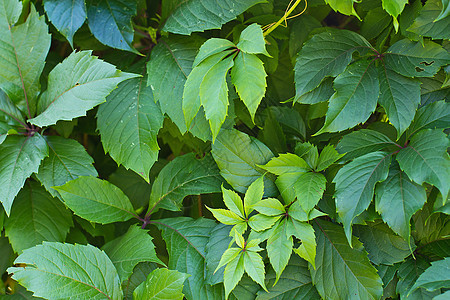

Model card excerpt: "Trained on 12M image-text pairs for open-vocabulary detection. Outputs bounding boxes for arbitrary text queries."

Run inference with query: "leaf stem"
[263,0,306,37]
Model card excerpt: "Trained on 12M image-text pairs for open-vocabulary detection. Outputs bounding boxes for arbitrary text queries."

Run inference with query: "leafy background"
[0,0,449,299]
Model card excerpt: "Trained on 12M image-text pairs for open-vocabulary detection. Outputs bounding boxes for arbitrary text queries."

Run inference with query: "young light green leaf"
[288,219,316,268]
[378,64,421,137]
[43,0,86,47]
[133,268,189,300]
[353,221,413,265]
[294,172,327,213]
[316,145,344,172]
[0,2,50,116]
[147,35,206,134]
[4,182,72,254]
[324,0,360,19]
[396,129,450,202]
[163,0,265,35]
[237,23,269,56]
[29,51,138,127]
[382,0,408,30]
[252,198,285,216]
[407,100,450,138]
[148,154,223,214]
[0,133,48,215]
[97,70,164,182]
[295,142,319,169]
[183,51,232,128]
[266,220,293,284]
[289,201,326,222]
[384,39,450,78]
[311,219,383,300]
[248,214,280,232]
[276,173,303,204]
[53,176,135,224]
[215,247,242,274]
[410,258,450,293]
[317,60,379,134]
[375,162,427,242]
[102,226,164,283]
[193,38,236,67]
[336,129,400,161]
[231,52,267,120]
[244,176,265,215]
[200,55,234,139]
[224,254,245,299]
[260,153,310,175]
[207,207,244,225]
[244,251,268,292]
[212,128,277,197]
[222,185,245,218]
[36,136,97,197]
[294,29,372,98]
[154,217,224,299]
[86,0,138,53]
[334,151,391,245]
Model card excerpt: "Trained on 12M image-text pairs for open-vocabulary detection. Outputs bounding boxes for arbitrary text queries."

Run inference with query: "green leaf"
[375,161,427,241]
[288,200,326,222]
[231,52,267,121]
[29,51,138,127]
[317,60,379,134]
[256,255,320,300]
[53,176,135,224]
[208,207,244,225]
[333,151,391,245]
[154,217,224,299]
[382,0,408,30]
[102,226,164,283]
[86,0,138,53]
[266,220,293,285]
[316,145,344,172]
[436,0,450,21]
[4,182,72,254]
[244,175,265,216]
[408,0,450,40]
[97,69,164,182]
[123,263,157,300]
[378,64,421,137]
[200,55,234,139]
[384,39,450,78]
[0,134,48,215]
[222,185,245,218]
[260,153,310,175]
[253,198,285,216]
[248,214,280,232]
[396,129,450,202]
[244,251,267,292]
[133,268,189,300]
[193,38,236,67]
[294,172,327,213]
[148,153,223,214]
[353,221,413,265]
[147,35,206,134]
[296,77,334,105]
[410,257,450,294]
[407,100,450,138]
[162,0,265,35]
[0,2,50,116]
[8,242,122,299]
[311,219,383,300]
[434,291,450,300]
[237,23,269,56]
[324,0,360,19]
[336,129,400,161]
[294,29,372,98]
[224,254,245,299]
[287,219,316,268]
[43,0,86,47]
[212,129,277,197]
[36,136,97,197]
[397,257,440,299]
[183,51,232,129]
[205,223,232,285]
[0,80,26,125]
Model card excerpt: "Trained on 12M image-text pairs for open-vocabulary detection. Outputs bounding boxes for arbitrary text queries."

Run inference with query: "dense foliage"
[0,0,449,299]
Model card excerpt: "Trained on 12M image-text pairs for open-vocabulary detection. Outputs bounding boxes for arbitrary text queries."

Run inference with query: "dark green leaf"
[148,153,223,214]
[163,0,265,35]
[205,223,232,285]
[133,268,189,300]
[43,0,86,47]
[333,151,391,244]
[407,100,450,138]
[408,0,450,40]
[36,136,97,197]
[311,219,383,300]
[397,257,440,299]
[8,242,122,299]
[54,176,136,224]
[122,262,157,300]
[410,257,450,293]
[0,134,48,215]
[4,182,72,253]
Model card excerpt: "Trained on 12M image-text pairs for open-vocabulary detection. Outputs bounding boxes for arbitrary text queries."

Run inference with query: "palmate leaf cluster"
[0,0,449,299]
